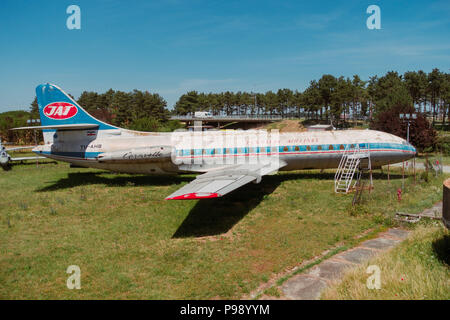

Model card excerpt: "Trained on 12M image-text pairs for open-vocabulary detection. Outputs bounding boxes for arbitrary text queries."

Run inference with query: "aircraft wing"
[10,156,46,161]
[11,124,99,131]
[165,161,286,200]
[5,146,35,152]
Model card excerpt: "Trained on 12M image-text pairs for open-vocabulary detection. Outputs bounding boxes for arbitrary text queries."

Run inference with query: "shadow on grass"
[36,169,405,193]
[34,169,407,237]
[1,164,11,171]
[277,171,404,181]
[172,175,281,238]
[37,171,193,192]
[3,161,57,171]
[171,171,404,238]
[432,234,450,266]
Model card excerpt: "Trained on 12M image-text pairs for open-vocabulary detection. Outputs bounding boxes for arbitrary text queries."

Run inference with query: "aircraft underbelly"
[67,159,176,174]
[281,150,411,170]
[45,149,413,174]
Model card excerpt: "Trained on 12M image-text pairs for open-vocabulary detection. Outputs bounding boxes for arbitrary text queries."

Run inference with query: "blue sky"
[0,0,449,112]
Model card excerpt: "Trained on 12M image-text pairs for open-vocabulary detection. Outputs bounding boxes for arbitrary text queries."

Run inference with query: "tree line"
[174,68,450,126]
[24,68,450,128]
[1,68,449,148]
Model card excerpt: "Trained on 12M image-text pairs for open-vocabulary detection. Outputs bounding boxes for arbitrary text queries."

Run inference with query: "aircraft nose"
[403,139,417,156]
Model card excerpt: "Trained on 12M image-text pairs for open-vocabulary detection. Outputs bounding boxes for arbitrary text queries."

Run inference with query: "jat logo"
[43,102,78,120]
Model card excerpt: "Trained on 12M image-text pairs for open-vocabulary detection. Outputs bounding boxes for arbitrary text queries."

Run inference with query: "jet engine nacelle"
[0,150,10,168]
[97,146,173,163]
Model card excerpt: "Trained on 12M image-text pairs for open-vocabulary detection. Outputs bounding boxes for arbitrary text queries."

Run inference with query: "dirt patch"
[278,120,306,132]
[255,120,307,132]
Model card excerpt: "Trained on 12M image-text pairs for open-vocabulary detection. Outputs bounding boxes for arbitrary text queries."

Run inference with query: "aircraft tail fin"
[35,83,117,130]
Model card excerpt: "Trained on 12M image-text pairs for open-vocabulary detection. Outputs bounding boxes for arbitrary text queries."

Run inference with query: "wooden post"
[402,161,405,191]
[443,179,450,229]
[413,156,416,185]
[387,163,390,183]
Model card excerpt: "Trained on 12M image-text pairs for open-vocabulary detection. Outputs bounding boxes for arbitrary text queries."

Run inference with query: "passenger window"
[329,145,333,150]
[295,146,300,151]
[340,145,345,150]
[283,146,289,152]
[318,145,322,150]
[306,146,311,151]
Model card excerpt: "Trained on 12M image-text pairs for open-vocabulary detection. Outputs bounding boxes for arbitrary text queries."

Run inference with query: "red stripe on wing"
[166,192,220,200]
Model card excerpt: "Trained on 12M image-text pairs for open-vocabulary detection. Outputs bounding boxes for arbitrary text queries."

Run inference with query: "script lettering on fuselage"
[287,137,319,144]
[122,151,162,160]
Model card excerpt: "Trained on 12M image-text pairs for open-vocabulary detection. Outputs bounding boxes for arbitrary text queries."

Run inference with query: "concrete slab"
[390,163,450,173]
[281,275,328,300]
[421,202,442,219]
[307,260,352,281]
[361,237,400,250]
[335,247,375,264]
[384,228,410,239]
[265,228,415,300]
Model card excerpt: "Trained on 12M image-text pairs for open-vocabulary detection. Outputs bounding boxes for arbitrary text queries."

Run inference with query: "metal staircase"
[335,144,372,194]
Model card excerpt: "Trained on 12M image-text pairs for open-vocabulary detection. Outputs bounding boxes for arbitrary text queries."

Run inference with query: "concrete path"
[390,162,450,173]
[280,228,410,300]
[419,202,443,219]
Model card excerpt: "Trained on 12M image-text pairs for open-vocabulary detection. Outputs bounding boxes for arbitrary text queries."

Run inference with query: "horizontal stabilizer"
[11,124,99,131]
[5,146,36,152]
[11,156,46,161]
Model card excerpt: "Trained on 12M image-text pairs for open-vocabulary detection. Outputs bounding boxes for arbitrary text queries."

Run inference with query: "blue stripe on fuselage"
[39,151,101,159]
[178,142,416,155]
[38,142,415,161]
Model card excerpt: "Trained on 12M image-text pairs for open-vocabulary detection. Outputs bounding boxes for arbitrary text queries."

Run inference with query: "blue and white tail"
[36,83,117,130]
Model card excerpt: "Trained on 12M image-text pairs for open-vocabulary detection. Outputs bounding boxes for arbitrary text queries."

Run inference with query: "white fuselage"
[33,128,416,174]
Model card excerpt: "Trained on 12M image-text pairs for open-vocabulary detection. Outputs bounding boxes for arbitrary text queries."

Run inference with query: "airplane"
[13,83,417,199]
[0,139,46,170]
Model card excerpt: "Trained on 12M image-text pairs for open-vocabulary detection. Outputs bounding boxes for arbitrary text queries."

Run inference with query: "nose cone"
[0,151,10,165]
[403,139,417,160]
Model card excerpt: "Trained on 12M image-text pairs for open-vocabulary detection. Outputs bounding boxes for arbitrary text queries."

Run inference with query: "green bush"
[128,117,161,132]
[158,120,184,132]
[435,133,450,155]
[128,118,183,132]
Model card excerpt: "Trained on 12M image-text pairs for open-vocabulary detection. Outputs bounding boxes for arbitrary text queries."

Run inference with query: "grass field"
[415,154,450,166]
[321,223,449,300]
[0,161,447,299]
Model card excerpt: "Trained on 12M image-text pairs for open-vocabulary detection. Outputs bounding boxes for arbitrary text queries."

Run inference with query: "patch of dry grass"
[0,162,447,299]
[321,223,450,300]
